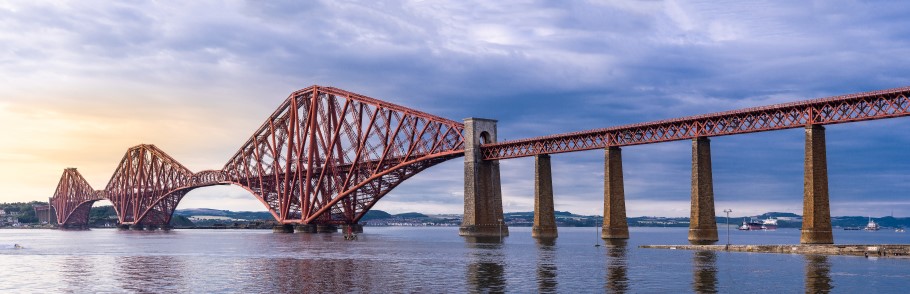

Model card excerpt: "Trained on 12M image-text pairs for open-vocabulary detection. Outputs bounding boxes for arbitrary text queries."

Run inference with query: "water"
[1,227,909,293]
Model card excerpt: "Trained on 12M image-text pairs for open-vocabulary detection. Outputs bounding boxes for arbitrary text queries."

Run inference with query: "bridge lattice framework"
[50,85,910,245]
[51,86,464,228]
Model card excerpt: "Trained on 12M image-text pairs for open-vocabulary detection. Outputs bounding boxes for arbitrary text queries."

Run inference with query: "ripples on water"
[1,227,909,293]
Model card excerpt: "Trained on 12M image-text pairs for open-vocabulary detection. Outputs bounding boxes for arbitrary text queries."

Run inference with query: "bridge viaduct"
[49,85,910,244]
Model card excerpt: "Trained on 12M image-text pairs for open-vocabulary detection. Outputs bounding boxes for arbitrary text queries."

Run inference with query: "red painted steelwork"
[482,86,910,160]
[50,86,466,227]
[221,86,465,224]
[104,144,199,226]
[51,168,101,228]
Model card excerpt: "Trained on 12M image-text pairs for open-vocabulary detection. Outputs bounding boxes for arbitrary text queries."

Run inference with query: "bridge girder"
[482,86,910,159]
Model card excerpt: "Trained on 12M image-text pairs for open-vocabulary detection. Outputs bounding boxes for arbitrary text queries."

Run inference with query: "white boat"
[864,217,879,231]
[896,227,905,233]
[761,218,778,230]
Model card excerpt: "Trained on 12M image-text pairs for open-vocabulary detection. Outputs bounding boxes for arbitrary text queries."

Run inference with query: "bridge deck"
[481,86,910,160]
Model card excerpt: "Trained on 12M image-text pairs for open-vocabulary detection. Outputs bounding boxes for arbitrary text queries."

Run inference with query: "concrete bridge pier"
[801,124,833,244]
[602,146,629,239]
[272,224,294,233]
[295,224,317,233]
[532,154,557,238]
[317,224,338,233]
[341,223,364,234]
[460,118,509,238]
[689,137,718,244]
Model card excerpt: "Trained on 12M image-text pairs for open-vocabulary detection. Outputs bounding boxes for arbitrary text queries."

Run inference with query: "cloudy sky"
[2,0,910,218]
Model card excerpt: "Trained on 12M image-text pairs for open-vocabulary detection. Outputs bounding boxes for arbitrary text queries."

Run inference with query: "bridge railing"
[481,86,910,160]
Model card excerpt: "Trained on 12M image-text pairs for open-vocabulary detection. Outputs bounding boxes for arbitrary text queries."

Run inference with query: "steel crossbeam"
[481,86,910,160]
[50,86,466,227]
[50,85,910,228]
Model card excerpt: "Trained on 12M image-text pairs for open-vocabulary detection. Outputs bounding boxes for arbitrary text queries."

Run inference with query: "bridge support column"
[532,154,558,238]
[129,224,145,231]
[460,118,508,238]
[317,224,338,233]
[341,223,364,234]
[295,224,317,233]
[689,137,718,244]
[801,125,833,244]
[272,224,293,233]
[602,146,629,239]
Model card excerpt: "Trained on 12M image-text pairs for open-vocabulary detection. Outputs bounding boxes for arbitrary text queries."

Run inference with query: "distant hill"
[361,210,392,220]
[395,212,428,218]
[173,208,273,221]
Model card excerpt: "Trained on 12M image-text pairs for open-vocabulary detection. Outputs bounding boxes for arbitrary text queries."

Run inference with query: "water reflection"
[692,251,717,294]
[535,238,558,293]
[115,256,187,292]
[465,237,506,293]
[62,256,107,292]
[258,258,378,293]
[804,255,834,293]
[603,239,629,293]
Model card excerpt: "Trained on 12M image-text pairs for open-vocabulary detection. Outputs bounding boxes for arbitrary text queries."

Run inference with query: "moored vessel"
[761,217,778,230]
[738,218,763,231]
[864,217,880,231]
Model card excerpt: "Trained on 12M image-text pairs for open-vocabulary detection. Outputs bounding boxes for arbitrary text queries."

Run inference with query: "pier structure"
[46,85,910,244]
[459,118,508,237]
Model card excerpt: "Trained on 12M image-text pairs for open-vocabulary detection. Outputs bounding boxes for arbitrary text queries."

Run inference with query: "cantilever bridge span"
[51,85,910,244]
[51,86,465,229]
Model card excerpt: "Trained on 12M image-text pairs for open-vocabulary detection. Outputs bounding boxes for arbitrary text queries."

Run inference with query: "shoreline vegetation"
[4,202,910,230]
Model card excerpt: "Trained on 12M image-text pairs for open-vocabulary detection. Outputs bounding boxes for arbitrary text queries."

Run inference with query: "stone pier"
[317,224,338,233]
[460,118,508,237]
[689,137,718,244]
[532,154,557,238]
[341,223,364,234]
[602,146,629,239]
[272,224,294,233]
[295,224,317,233]
[801,125,833,244]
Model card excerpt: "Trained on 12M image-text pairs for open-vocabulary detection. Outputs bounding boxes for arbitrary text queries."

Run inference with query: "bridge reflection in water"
[805,255,834,293]
[692,251,718,293]
[535,238,558,292]
[465,237,506,293]
[604,239,629,293]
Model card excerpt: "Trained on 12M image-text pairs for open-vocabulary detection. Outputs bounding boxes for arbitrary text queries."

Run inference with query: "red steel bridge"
[51,85,910,233]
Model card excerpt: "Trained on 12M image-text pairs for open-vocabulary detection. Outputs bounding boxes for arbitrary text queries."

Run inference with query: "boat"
[738,218,763,231]
[761,218,778,230]
[864,217,880,231]
[896,227,905,233]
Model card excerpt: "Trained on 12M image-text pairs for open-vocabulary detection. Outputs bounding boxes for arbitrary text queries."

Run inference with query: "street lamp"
[723,209,732,248]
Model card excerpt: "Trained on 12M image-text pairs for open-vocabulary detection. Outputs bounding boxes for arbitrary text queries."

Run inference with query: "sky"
[2,0,910,218]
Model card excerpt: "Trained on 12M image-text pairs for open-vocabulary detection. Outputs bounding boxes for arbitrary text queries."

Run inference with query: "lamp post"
[723,209,732,248]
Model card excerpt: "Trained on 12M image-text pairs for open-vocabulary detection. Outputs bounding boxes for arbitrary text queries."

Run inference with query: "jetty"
[641,244,910,258]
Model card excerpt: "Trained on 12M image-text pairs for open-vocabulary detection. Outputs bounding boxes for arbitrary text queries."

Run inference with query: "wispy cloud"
[2,1,910,216]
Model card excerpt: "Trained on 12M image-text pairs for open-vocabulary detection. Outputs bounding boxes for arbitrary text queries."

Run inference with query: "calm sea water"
[1,227,909,293]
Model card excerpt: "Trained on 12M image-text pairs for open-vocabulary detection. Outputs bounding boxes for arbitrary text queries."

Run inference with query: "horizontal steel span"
[482,86,910,160]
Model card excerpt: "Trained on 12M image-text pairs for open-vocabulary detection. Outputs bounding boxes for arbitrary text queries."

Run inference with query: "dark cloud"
[4,0,910,215]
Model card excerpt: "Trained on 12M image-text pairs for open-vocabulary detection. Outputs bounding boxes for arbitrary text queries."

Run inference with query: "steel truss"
[50,86,466,227]
[221,86,465,224]
[482,86,910,160]
[51,168,101,228]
